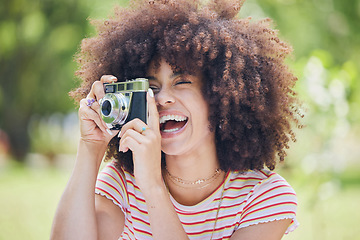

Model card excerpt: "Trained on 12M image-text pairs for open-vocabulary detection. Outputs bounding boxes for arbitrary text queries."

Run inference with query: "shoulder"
[228,169,296,195]
[97,161,135,186]
[228,169,297,208]
[95,161,135,211]
[227,170,298,234]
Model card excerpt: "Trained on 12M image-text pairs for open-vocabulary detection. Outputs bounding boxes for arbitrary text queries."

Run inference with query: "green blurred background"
[0,0,359,239]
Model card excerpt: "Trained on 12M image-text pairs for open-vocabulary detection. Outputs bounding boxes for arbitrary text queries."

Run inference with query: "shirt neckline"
[169,171,231,212]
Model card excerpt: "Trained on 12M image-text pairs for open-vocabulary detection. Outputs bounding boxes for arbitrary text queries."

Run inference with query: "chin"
[161,140,189,157]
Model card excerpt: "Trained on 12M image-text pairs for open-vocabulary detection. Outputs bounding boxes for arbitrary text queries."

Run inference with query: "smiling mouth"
[159,115,188,133]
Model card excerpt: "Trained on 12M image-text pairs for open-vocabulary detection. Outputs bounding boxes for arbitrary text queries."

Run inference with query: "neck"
[165,138,219,180]
[163,169,226,206]
[163,138,225,205]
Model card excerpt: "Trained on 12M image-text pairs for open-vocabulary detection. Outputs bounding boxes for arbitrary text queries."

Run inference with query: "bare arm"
[50,140,106,240]
[50,76,123,240]
[95,193,125,239]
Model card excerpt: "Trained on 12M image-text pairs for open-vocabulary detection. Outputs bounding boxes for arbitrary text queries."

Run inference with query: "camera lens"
[101,100,112,116]
[100,93,129,127]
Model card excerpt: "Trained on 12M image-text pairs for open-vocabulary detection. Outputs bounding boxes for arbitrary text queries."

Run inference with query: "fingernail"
[110,76,117,82]
[118,145,127,153]
[117,130,122,138]
[107,129,113,135]
[148,88,154,98]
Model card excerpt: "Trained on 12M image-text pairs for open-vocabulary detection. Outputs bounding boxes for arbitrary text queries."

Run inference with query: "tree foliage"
[0,0,90,159]
[0,0,359,162]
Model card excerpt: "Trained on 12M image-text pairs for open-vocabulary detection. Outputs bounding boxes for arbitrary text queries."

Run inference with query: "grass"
[0,162,70,240]
[0,161,359,240]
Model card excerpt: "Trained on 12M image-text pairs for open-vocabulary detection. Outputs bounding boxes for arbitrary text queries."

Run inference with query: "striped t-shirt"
[95,161,298,239]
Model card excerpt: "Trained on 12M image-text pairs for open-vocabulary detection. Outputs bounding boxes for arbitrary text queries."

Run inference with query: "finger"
[83,97,109,131]
[119,133,142,153]
[88,100,101,116]
[100,75,118,84]
[147,89,160,132]
[118,119,148,138]
[87,81,105,101]
[87,76,118,101]
[79,99,114,136]
[85,98,96,107]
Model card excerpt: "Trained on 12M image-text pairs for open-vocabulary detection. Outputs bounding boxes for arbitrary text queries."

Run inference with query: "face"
[147,59,215,156]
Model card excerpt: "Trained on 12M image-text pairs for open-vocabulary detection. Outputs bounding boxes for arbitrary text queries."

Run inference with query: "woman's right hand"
[78,75,119,147]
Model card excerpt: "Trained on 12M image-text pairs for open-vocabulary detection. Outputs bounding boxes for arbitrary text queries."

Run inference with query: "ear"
[208,0,245,19]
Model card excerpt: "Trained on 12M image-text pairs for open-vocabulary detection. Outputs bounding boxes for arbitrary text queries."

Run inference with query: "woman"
[51,0,302,239]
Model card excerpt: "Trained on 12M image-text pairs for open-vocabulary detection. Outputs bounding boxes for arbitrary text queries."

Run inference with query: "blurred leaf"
[48,24,82,54]
[0,21,17,57]
[21,10,47,45]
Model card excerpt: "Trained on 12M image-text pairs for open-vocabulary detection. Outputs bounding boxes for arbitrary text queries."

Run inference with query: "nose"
[155,88,175,106]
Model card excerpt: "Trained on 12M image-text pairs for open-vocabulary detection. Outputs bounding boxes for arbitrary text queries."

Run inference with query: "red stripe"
[243,183,293,212]
[243,191,296,214]
[133,226,152,237]
[126,179,141,191]
[259,169,275,178]
[107,164,129,202]
[176,200,244,217]
[123,231,132,239]
[97,179,122,197]
[95,187,122,206]
[129,203,148,215]
[229,176,263,182]
[212,222,237,237]
[241,201,297,220]
[108,165,127,187]
[132,215,151,227]
[226,184,257,191]
[124,222,135,237]
[180,211,238,226]
[187,222,237,235]
[240,211,295,225]
[222,193,248,200]
[128,191,146,204]
[104,168,127,191]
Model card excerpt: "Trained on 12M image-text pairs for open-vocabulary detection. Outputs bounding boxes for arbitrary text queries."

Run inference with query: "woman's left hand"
[118,89,163,191]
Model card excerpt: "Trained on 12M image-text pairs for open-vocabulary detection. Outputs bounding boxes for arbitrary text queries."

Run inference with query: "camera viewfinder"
[105,85,116,93]
[127,83,134,90]
[118,84,125,91]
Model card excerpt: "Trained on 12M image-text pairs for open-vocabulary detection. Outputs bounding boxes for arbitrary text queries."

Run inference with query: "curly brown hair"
[70,0,303,173]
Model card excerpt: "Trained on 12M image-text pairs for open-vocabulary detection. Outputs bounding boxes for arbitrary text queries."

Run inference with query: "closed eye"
[174,77,192,86]
[175,81,192,85]
[149,85,160,94]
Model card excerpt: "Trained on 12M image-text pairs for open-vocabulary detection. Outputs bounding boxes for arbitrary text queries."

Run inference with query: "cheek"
[191,98,211,127]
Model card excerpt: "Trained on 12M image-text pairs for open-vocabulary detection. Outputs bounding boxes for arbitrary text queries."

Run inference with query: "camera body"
[99,78,149,130]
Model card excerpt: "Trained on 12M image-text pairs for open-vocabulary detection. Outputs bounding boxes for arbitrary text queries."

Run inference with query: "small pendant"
[195,179,204,184]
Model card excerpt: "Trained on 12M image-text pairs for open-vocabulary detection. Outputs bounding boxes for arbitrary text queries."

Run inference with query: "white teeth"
[159,115,187,124]
[162,127,181,133]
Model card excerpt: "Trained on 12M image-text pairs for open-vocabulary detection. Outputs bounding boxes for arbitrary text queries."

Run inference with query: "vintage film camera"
[99,78,149,130]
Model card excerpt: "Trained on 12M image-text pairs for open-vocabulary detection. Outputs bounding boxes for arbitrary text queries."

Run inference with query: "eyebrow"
[146,72,183,81]
[146,76,156,80]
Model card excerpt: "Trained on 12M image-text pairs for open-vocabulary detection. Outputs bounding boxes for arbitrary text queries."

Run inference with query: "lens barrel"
[99,93,129,128]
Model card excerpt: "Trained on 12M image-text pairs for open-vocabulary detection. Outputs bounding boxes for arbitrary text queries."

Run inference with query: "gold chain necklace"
[166,171,221,189]
[165,167,221,188]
